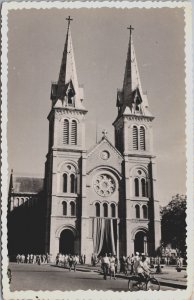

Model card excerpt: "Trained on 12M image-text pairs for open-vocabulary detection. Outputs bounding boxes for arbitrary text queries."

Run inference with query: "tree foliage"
[160,194,186,255]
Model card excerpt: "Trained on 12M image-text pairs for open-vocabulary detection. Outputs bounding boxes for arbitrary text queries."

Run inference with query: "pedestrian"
[130,254,134,274]
[68,255,73,271]
[56,253,59,266]
[16,254,20,264]
[83,254,86,264]
[133,252,140,275]
[109,254,116,280]
[74,255,79,272]
[101,253,110,280]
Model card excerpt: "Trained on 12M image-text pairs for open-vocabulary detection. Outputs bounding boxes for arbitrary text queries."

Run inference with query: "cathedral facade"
[8,19,161,262]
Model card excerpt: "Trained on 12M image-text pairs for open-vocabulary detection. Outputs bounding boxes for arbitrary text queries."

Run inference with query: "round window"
[94,174,116,197]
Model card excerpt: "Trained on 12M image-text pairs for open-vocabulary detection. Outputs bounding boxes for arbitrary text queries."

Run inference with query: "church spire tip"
[66,16,73,31]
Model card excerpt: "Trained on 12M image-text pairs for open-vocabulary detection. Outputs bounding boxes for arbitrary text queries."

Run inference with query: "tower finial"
[66,16,73,30]
[127,25,134,38]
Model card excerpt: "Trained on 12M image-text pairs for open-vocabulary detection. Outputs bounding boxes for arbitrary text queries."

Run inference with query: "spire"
[51,16,85,110]
[117,26,151,117]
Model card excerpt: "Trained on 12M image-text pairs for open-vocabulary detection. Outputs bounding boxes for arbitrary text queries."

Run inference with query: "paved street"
[9,263,181,292]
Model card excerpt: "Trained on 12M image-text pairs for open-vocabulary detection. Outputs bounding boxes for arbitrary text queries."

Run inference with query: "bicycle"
[128,273,160,291]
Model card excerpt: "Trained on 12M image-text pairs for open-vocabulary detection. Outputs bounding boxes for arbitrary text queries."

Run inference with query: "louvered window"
[132,126,138,150]
[63,119,69,144]
[140,126,145,150]
[71,120,77,145]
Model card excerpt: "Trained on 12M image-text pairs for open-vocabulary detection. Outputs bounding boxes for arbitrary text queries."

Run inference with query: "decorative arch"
[58,160,78,173]
[55,225,78,239]
[131,226,148,240]
[129,165,148,178]
[87,165,122,180]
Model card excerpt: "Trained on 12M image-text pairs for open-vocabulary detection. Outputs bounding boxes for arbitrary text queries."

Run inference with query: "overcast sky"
[7,8,186,206]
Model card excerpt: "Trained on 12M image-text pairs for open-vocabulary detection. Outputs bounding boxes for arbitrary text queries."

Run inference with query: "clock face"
[93,174,116,197]
[100,150,110,160]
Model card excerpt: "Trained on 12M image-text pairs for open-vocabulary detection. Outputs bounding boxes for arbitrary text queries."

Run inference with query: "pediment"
[87,138,123,172]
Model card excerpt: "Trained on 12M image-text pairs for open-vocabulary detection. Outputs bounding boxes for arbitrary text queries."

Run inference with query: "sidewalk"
[54,263,187,289]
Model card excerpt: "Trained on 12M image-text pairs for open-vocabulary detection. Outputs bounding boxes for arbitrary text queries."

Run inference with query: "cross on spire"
[66,16,73,30]
[127,25,134,37]
[102,129,108,138]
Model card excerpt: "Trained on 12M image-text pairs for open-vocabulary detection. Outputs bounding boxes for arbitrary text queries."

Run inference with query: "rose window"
[94,174,116,197]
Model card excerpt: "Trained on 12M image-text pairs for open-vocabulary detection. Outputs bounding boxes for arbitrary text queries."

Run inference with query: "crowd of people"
[100,252,151,280]
[55,253,86,272]
[16,253,51,264]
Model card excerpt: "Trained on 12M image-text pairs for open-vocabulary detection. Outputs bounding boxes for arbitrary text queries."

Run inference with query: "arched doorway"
[59,229,75,254]
[134,231,147,254]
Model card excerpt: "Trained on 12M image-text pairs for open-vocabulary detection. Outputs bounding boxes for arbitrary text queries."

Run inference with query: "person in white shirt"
[102,253,110,280]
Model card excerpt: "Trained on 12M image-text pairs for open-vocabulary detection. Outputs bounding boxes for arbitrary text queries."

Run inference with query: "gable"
[86,138,123,175]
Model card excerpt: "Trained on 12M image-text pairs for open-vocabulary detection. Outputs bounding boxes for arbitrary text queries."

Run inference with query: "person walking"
[109,254,116,280]
[68,255,73,271]
[130,254,134,274]
[102,253,110,280]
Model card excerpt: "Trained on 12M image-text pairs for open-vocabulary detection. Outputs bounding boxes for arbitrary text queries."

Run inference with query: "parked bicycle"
[128,273,160,291]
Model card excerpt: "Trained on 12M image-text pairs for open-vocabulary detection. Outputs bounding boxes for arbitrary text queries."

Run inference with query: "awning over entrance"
[92,218,117,256]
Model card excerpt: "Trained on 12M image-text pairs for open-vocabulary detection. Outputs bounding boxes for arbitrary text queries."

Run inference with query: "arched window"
[135,204,140,218]
[63,173,67,193]
[134,178,139,197]
[111,203,116,217]
[63,119,69,144]
[95,203,100,217]
[62,201,67,215]
[71,120,77,145]
[70,202,75,216]
[140,126,145,150]
[132,126,138,150]
[103,203,108,217]
[21,198,24,205]
[70,174,76,193]
[141,178,147,197]
[142,205,148,219]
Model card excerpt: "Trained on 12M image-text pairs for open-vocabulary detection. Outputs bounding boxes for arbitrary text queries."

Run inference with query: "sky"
[7,7,186,206]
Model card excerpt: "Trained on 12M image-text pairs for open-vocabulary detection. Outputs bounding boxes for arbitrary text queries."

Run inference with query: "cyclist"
[137,255,151,282]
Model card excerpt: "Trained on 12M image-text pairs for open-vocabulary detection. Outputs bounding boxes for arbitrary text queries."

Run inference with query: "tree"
[160,194,186,255]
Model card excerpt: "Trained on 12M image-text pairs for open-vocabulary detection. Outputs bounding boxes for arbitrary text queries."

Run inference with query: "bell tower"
[44,17,87,259]
[113,27,161,256]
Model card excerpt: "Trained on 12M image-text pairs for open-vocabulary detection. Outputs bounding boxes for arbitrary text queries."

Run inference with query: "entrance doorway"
[59,229,74,254]
[134,231,147,254]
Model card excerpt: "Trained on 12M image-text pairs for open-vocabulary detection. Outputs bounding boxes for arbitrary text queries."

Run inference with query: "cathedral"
[8,18,161,263]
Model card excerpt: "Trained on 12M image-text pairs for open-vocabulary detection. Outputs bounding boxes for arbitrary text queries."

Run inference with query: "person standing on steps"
[102,253,110,280]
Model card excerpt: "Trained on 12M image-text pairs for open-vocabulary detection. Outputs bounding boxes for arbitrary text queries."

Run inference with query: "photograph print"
[1,2,193,299]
